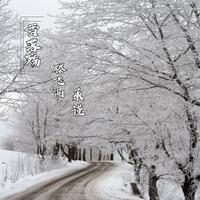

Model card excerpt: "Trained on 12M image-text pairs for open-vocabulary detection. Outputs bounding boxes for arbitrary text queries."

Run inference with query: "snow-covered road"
[3,162,114,200]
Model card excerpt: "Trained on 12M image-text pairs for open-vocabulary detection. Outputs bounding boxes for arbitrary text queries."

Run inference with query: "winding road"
[4,162,114,200]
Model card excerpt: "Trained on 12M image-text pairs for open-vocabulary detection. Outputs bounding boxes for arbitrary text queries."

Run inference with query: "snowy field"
[0,150,89,198]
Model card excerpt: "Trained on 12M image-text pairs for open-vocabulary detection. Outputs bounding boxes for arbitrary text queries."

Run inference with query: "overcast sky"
[8,0,61,29]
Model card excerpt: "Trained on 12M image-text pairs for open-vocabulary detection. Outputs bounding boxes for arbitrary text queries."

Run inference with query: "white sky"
[8,0,61,29]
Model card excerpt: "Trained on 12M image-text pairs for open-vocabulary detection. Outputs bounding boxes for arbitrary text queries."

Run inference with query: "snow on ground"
[0,150,89,198]
[158,179,200,200]
[157,179,184,200]
[93,162,200,200]
[1,151,199,200]
[94,162,142,200]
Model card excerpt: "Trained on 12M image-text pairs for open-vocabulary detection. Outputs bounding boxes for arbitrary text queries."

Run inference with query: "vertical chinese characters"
[52,63,66,101]
[24,23,42,68]
[72,88,85,116]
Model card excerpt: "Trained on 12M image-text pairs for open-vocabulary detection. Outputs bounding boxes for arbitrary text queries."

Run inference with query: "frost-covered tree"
[0,0,21,115]
[54,0,200,199]
[0,1,52,117]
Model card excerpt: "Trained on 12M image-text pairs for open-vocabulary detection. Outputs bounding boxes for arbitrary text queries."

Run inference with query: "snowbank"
[94,162,142,200]
[93,162,198,200]
[0,150,89,198]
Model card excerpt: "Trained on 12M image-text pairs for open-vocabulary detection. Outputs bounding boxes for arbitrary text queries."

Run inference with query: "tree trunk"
[71,145,76,160]
[68,147,72,162]
[130,182,142,197]
[117,148,126,161]
[60,143,70,162]
[90,147,92,162]
[98,149,102,161]
[110,152,114,160]
[68,156,72,162]
[181,105,198,200]
[149,165,159,200]
[83,148,86,161]
[182,176,197,200]
[74,147,78,160]
[135,163,142,183]
[68,145,73,162]
[78,148,81,160]
[52,141,59,160]
[41,145,46,160]
[36,144,40,156]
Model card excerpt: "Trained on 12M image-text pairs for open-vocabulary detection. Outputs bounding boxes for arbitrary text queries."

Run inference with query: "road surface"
[4,162,114,200]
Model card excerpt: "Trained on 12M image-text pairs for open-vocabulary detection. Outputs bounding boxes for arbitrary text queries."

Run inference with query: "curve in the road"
[5,162,114,200]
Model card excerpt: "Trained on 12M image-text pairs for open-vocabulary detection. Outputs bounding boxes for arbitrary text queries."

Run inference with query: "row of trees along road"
[50,1,200,200]
[3,0,200,200]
